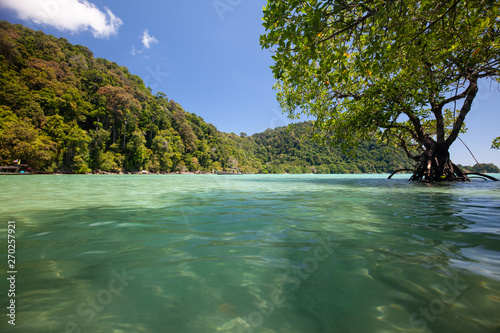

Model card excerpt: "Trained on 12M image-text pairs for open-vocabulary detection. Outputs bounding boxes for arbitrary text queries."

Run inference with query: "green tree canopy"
[261,0,500,181]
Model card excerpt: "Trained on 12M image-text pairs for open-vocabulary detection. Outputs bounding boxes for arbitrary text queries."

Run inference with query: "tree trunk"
[409,143,470,182]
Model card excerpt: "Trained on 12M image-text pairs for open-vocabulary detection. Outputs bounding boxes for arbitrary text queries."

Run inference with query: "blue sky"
[0,0,499,166]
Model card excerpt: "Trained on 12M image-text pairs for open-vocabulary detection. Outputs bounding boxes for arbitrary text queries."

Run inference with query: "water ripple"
[1,174,499,333]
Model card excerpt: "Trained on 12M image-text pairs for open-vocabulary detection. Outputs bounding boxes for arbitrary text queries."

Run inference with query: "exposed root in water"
[387,169,414,179]
[388,141,499,182]
[388,168,499,182]
[409,155,470,182]
[465,172,499,181]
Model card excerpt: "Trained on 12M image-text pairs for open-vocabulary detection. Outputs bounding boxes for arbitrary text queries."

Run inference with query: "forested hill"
[0,21,262,173]
[0,21,414,174]
[251,122,414,174]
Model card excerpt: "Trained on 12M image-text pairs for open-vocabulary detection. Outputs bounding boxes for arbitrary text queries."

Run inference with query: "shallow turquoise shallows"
[1,174,499,333]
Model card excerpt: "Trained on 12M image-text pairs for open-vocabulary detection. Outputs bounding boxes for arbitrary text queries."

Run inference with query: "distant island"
[0,21,498,175]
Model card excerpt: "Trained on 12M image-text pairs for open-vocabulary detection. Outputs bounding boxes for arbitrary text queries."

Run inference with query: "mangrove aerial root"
[387,169,415,179]
[465,172,499,181]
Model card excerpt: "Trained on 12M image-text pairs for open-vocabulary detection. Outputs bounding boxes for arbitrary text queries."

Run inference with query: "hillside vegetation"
[0,21,262,173]
[457,163,500,174]
[0,21,417,174]
[252,122,414,174]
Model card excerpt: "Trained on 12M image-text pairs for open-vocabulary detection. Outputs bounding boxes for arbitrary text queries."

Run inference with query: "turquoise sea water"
[1,174,499,333]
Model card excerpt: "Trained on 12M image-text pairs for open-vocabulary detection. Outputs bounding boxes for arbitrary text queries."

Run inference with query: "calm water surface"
[1,174,499,333]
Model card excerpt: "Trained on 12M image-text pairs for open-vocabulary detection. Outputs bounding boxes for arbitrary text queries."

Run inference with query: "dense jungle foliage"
[252,122,414,174]
[1,21,418,174]
[457,163,500,173]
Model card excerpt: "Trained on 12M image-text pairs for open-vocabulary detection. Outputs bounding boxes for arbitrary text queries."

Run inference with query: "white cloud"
[141,29,158,49]
[130,45,142,56]
[0,0,123,38]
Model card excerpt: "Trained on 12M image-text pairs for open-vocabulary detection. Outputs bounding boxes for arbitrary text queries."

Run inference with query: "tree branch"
[439,83,475,106]
[405,110,433,148]
[445,78,478,147]
[395,134,420,161]
[401,0,461,47]
[319,6,378,44]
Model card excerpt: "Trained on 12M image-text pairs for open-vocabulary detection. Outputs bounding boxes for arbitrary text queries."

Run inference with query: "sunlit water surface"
[1,174,499,333]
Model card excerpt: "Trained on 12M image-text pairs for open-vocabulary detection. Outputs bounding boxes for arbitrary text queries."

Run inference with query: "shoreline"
[2,171,413,176]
